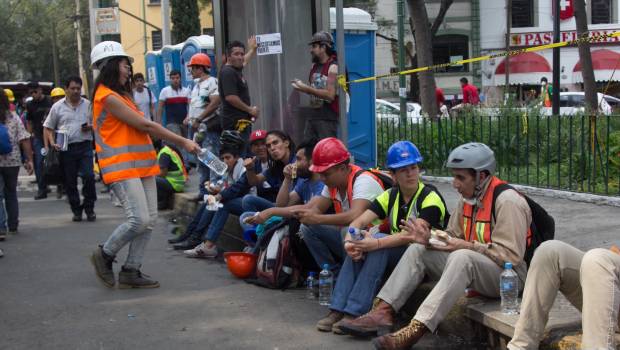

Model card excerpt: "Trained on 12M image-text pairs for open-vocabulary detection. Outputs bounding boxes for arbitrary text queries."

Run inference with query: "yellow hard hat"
[3,89,14,102]
[50,87,65,98]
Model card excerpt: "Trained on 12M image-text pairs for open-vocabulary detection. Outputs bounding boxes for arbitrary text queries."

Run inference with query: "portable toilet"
[145,50,164,100]
[181,35,216,89]
[330,8,378,168]
[161,43,184,86]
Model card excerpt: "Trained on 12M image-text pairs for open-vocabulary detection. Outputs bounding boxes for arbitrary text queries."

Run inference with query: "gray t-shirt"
[43,97,93,144]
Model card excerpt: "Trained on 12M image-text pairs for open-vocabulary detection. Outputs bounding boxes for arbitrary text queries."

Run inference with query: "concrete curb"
[422,175,620,208]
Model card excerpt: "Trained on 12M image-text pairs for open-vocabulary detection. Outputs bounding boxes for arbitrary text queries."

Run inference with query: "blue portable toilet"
[145,50,164,100]
[330,8,378,168]
[161,43,185,86]
[181,35,216,89]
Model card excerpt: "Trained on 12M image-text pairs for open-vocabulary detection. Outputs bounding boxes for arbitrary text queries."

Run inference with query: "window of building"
[101,34,121,43]
[432,34,469,73]
[152,30,162,50]
[591,0,613,24]
[149,0,161,5]
[512,0,535,28]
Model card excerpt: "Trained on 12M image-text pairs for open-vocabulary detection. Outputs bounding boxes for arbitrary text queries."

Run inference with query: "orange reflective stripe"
[462,176,506,244]
[329,164,363,214]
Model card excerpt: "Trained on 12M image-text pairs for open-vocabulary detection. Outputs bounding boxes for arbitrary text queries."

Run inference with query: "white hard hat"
[90,41,133,69]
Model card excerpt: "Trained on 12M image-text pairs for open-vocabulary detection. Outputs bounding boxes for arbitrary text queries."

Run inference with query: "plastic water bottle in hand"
[319,264,333,306]
[197,148,227,176]
[500,262,520,315]
[306,272,318,300]
[348,227,362,241]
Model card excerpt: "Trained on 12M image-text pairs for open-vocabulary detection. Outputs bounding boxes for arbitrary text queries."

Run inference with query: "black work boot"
[118,267,160,289]
[90,245,115,288]
[167,228,192,244]
[85,210,96,222]
[172,237,202,250]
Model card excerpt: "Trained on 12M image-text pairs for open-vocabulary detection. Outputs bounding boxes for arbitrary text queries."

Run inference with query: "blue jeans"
[0,166,20,231]
[241,194,274,212]
[103,176,157,270]
[300,224,345,275]
[198,131,221,196]
[32,137,46,193]
[330,241,407,316]
[60,141,97,214]
[205,197,244,243]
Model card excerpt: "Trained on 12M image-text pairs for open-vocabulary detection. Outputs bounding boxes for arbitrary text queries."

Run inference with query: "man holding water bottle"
[367,143,531,350]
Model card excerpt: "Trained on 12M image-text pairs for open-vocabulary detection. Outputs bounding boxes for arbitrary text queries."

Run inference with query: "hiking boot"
[72,213,83,222]
[167,229,191,244]
[56,185,63,199]
[118,267,160,289]
[371,319,428,350]
[90,246,115,288]
[332,315,354,335]
[0,231,6,241]
[316,311,344,332]
[34,192,47,200]
[8,228,18,235]
[86,211,96,222]
[339,300,395,337]
[184,242,217,258]
[172,237,202,251]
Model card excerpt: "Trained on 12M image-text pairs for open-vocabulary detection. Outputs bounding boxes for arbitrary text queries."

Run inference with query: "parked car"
[375,99,423,123]
[541,92,615,115]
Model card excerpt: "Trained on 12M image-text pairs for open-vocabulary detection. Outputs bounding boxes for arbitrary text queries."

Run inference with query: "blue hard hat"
[386,141,423,170]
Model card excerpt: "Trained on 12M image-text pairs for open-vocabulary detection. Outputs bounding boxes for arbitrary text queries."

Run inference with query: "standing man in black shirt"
[218,41,259,151]
[25,82,53,200]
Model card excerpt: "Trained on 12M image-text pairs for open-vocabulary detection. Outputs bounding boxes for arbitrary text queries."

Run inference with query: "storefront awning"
[573,49,620,82]
[494,52,551,85]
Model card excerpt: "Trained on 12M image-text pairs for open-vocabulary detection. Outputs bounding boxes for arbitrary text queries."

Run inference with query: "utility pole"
[335,0,347,144]
[505,0,511,101]
[51,21,60,86]
[161,0,171,46]
[142,0,148,54]
[397,0,407,120]
[75,0,88,94]
[552,0,561,116]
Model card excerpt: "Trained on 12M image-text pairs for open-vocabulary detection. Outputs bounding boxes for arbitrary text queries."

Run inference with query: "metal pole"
[75,0,88,94]
[335,0,347,144]
[552,0,560,116]
[397,0,406,120]
[212,0,224,70]
[142,0,148,53]
[88,0,97,49]
[51,21,60,86]
[505,0,511,101]
[161,0,171,46]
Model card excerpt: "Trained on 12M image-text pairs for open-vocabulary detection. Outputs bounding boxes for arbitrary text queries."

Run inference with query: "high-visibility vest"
[157,145,187,192]
[461,176,530,244]
[93,85,159,184]
[328,164,380,213]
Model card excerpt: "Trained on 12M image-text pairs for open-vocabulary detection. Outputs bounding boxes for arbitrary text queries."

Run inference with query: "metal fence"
[376,112,620,196]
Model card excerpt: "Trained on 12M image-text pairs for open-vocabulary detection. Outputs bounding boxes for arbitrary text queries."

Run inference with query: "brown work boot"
[371,319,428,350]
[118,267,160,289]
[339,300,395,337]
[90,245,116,288]
[316,311,344,332]
[332,315,354,335]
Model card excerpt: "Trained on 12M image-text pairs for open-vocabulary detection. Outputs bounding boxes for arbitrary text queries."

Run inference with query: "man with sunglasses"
[25,81,53,200]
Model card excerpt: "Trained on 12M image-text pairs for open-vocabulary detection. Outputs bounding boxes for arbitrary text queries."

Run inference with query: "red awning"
[495,52,551,74]
[573,49,620,71]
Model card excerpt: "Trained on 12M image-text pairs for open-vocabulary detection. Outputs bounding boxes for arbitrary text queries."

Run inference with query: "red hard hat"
[223,252,257,279]
[309,137,350,173]
[187,53,212,68]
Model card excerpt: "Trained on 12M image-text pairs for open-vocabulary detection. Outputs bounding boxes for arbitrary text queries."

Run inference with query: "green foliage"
[377,108,620,196]
[171,0,201,44]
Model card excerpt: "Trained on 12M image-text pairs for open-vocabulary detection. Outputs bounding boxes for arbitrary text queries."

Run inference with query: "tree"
[171,0,201,44]
[572,0,598,113]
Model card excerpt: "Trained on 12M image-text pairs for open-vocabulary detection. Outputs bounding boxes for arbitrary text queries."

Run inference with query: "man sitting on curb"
[508,241,620,350]
[343,143,531,350]
[293,137,385,281]
[155,142,187,210]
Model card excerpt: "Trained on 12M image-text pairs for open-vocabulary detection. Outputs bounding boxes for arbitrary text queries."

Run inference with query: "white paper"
[256,33,283,56]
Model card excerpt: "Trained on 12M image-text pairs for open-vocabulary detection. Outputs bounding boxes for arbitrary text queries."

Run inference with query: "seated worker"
[508,241,620,350]
[293,137,385,277]
[241,130,296,213]
[170,132,245,254]
[168,130,271,247]
[322,141,448,334]
[364,143,531,350]
[156,142,188,210]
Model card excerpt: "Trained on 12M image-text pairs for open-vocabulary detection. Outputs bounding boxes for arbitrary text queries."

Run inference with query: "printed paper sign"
[256,33,283,56]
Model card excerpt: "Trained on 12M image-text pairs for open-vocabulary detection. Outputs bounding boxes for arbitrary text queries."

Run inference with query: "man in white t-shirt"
[293,138,385,277]
[185,53,221,195]
[132,73,156,120]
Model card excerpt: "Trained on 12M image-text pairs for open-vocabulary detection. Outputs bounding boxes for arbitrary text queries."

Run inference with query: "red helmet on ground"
[310,137,350,173]
[187,53,212,68]
[223,252,257,279]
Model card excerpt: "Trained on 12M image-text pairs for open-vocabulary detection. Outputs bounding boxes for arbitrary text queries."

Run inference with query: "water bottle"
[306,272,318,300]
[319,264,333,306]
[193,122,207,143]
[197,148,227,176]
[348,227,362,241]
[500,262,520,315]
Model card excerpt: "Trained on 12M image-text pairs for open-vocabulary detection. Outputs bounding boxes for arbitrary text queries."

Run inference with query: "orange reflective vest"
[462,176,531,245]
[329,164,382,213]
[93,85,160,184]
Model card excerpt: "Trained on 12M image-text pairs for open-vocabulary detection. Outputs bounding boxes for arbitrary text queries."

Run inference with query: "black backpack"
[386,183,451,230]
[491,184,555,265]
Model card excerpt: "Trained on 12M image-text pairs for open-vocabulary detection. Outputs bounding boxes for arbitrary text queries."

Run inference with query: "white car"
[541,92,616,115]
[375,99,423,123]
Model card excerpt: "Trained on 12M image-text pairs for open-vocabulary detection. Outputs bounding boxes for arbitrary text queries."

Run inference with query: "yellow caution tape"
[337,31,620,90]
[522,113,528,135]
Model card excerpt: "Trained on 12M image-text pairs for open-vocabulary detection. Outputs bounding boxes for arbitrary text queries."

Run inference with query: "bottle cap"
[309,272,315,277]
[348,227,355,233]
[504,262,513,269]
[322,263,329,270]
